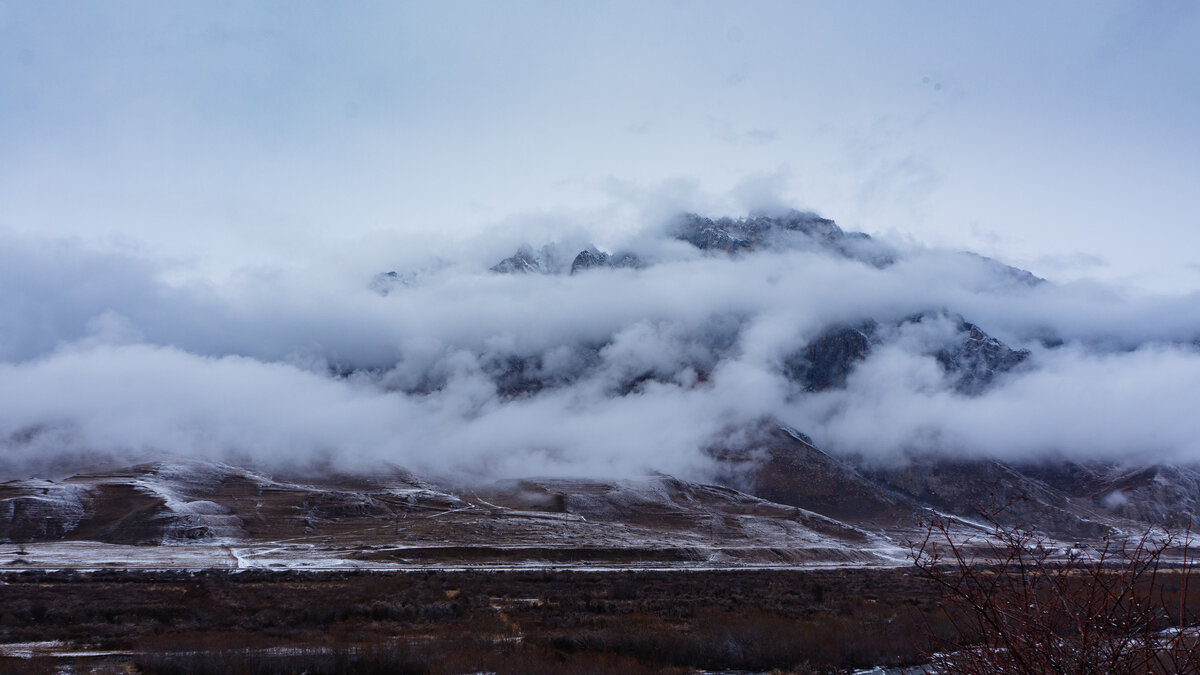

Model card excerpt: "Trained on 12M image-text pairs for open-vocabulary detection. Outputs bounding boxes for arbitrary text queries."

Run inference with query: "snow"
[0,538,918,573]
[0,641,65,659]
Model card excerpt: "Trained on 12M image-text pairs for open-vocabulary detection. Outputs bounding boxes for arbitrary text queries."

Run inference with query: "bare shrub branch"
[912,515,1200,674]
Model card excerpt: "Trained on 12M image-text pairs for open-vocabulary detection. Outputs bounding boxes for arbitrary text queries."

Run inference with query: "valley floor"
[0,567,946,674]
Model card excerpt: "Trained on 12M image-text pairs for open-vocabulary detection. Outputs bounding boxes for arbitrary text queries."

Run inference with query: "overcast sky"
[3,2,1200,478]
[2,1,1198,291]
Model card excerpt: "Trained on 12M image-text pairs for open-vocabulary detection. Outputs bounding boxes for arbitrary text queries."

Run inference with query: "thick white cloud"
[795,343,1200,464]
[2,223,1199,480]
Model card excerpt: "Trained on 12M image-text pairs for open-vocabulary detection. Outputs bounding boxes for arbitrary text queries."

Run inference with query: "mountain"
[708,422,919,528]
[671,210,895,268]
[0,460,904,568]
[6,428,1193,568]
[366,212,1037,402]
[490,245,559,274]
[480,210,893,278]
[569,248,643,274]
[782,313,1030,394]
[2,210,1194,568]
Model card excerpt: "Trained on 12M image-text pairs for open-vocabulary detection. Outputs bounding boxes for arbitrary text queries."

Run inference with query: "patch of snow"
[0,641,65,659]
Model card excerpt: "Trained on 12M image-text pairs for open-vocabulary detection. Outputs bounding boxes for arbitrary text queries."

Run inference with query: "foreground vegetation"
[914,519,1200,674]
[0,566,946,673]
[3,526,1199,674]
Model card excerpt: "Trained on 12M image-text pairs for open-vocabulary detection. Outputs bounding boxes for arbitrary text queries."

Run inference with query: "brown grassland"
[0,567,948,674]
[2,560,1198,673]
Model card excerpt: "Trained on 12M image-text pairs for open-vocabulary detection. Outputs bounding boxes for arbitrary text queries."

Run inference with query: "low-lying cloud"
[2,215,1199,480]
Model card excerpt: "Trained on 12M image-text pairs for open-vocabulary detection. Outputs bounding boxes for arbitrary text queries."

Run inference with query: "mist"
[2,211,1199,481]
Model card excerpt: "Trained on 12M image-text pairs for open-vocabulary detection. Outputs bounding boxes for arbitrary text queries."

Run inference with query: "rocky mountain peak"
[570,248,610,274]
[934,318,1031,394]
[490,245,553,274]
[672,210,894,267]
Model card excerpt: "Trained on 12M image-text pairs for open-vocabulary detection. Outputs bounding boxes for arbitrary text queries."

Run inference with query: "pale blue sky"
[2,1,1198,291]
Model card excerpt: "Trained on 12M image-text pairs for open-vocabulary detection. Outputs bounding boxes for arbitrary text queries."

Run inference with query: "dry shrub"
[913,515,1200,674]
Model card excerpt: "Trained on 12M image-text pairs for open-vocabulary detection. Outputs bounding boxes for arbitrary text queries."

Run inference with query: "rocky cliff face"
[935,319,1031,394]
[784,323,878,392]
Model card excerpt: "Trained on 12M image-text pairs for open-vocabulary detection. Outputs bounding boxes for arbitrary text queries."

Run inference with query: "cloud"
[1,215,1199,480]
[730,170,794,215]
[792,343,1200,465]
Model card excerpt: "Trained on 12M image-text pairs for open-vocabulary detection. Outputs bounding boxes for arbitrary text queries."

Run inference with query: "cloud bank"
[2,214,1199,480]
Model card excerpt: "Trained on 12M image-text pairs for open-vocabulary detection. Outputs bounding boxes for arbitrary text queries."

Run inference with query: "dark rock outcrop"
[570,249,610,274]
[935,319,1031,394]
[674,211,842,253]
[673,210,894,267]
[569,248,643,274]
[490,245,642,276]
[783,313,1028,394]
[784,322,878,391]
